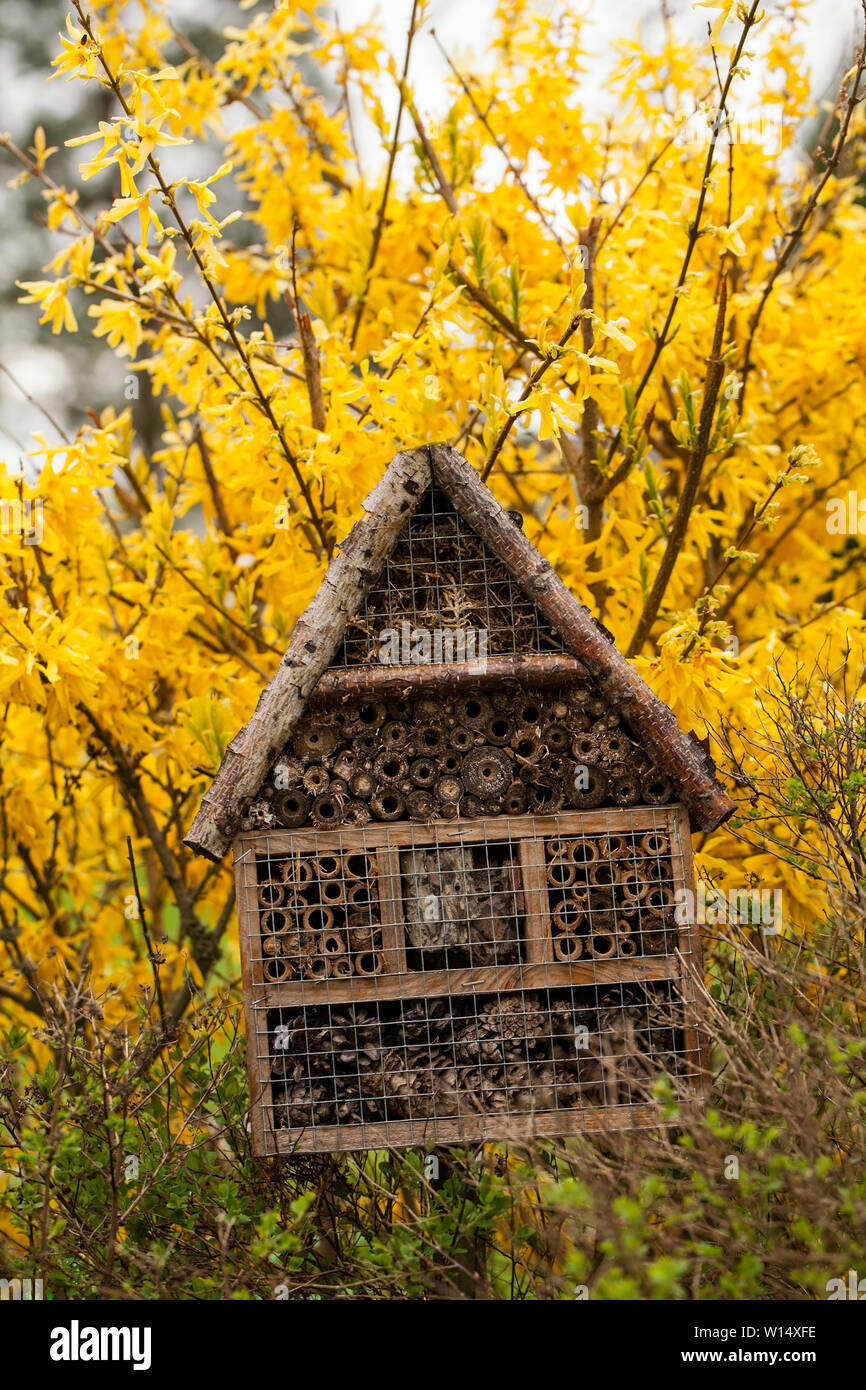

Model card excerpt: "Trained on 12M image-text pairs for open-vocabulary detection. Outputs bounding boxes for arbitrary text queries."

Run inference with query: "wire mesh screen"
[331,487,567,667]
[240,683,674,835]
[235,805,706,1155]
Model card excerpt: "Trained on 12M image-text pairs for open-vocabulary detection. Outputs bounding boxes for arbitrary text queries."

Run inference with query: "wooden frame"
[187,445,734,861]
[234,803,708,1156]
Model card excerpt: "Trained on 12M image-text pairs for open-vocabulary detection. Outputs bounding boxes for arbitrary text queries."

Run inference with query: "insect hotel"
[185,444,735,1155]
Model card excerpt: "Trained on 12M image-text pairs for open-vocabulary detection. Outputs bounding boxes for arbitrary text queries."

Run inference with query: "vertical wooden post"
[518,836,552,964]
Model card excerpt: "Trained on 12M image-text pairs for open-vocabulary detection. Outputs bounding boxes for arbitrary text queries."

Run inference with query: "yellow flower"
[88,297,146,356]
[17,278,77,333]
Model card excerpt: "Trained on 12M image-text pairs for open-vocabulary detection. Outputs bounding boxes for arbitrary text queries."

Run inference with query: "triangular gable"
[331,484,566,669]
[184,444,734,860]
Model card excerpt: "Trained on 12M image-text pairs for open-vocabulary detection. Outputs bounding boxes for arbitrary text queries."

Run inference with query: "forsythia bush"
[2,0,866,1298]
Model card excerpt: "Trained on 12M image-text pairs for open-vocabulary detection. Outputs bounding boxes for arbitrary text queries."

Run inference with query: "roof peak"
[184,444,734,860]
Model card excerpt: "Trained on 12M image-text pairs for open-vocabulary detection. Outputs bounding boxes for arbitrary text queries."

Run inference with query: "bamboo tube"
[617,934,637,958]
[302,765,330,795]
[618,890,643,914]
[542,754,569,782]
[616,911,641,935]
[485,713,513,746]
[407,789,437,820]
[448,725,473,752]
[261,936,282,958]
[641,773,674,805]
[503,782,527,814]
[409,757,437,788]
[264,956,290,982]
[456,693,492,729]
[613,874,642,905]
[571,732,599,761]
[543,723,571,754]
[640,831,671,858]
[320,878,345,906]
[569,837,600,866]
[283,894,310,923]
[589,933,617,959]
[610,770,641,807]
[319,930,346,956]
[274,788,309,828]
[314,853,341,880]
[261,908,289,935]
[588,887,615,913]
[597,731,633,763]
[415,723,447,756]
[433,776,462,805]
[347,881,373,909]
[347,924,380,952]
[642,884,675,912]
[345,851,375,881]
[329,953,352,979]
[381,719,410,750]
[281,856,314,888]
[568,763,608,809]
[588,860,616,888]
[373,751,408,784]
[302,954,328,980]
[350,769,376,801]
[355,950,384,976]
[552,900,585,933]
[371,789,406,821]
[604,834,632,860]
[302,904,335,933]
[546,838,571,860]
[257,882,287,909]
[641,914,675,954]
[546,858,577,889]
[510,731,544,763]
[552,932,583,962]
[310,794,345,828]
[347,700,386,733]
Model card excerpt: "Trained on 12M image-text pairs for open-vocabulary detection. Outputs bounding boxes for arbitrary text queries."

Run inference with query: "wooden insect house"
[185,444,735,1155]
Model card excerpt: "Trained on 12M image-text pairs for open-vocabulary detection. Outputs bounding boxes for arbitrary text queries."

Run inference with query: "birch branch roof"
[184,444,735,860]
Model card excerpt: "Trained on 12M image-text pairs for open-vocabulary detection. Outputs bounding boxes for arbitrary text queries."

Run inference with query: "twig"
[0,362,70,443]
[739,6,866,407]
[193,424,232,537]
[126,835,166,1033]
[71,2,331,559]
[430,30,567,257]
[289,222,327,432]
[628,273,728,655]
[602,1,761,471]
[349,0,419,348]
